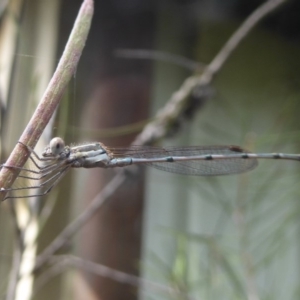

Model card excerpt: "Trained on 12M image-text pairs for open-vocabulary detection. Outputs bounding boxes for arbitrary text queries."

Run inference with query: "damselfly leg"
[1,141,72,200]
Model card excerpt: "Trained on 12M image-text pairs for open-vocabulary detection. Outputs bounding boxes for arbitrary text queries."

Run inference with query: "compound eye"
[50,137,65,155]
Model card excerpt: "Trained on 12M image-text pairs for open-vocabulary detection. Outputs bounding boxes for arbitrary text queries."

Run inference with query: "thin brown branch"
[0,0,94,201]
[34,0,287,273]
[34,171,126,271]
[133,0,288,145]
[34,255,199,300]
[115,48,205,71]
[207,0,287,79]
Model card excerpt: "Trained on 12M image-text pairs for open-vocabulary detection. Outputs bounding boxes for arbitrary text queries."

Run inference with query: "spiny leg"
[2,164,71,192]
[20,141,72,179]
[2,165,71,200]
[0,141,68,180]
[0,157,68,182]
[17,139,73,178]
[18,141,60,171]
[25,158,68,179]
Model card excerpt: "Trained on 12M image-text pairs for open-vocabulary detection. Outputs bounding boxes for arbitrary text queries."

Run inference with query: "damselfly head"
[42,137,65,157]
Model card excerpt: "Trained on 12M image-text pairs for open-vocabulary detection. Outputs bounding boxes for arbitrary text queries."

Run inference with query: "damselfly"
[1,137,299,200]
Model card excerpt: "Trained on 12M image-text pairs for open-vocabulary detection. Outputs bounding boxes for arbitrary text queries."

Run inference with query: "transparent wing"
[108,145,258,176]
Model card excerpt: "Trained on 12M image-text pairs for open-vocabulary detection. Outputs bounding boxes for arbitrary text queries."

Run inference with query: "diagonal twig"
[0,0,94,202]
[34,255,199,300]
[133,0,288,145]
[34,171,126,271]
